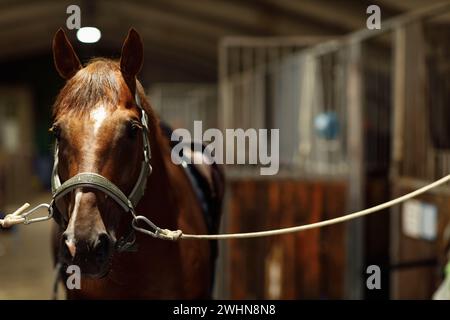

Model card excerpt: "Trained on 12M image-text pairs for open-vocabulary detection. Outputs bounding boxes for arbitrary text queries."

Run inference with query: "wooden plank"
[391,266,438,299]
[390,185,450,299]
[229,180,270,299]
[322,182,347,299]
[264,181,282,299]
[226,179,347,299]
[294,182,321,298]
[364,177,391,299]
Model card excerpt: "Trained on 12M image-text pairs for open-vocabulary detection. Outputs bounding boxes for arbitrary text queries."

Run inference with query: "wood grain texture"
[390,184,450,299]
[227,179,347,299]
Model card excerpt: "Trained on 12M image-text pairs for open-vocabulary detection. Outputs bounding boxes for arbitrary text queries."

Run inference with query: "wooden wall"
[390,182,450,299]
[389,18,450,299]
[0,87,34,207]
[224,179,347,299]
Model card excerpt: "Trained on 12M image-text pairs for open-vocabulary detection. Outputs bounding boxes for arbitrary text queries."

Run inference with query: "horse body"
[50,29,223,299]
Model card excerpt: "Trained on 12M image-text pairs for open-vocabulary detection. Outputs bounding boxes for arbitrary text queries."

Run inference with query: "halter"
[50,91,152,250]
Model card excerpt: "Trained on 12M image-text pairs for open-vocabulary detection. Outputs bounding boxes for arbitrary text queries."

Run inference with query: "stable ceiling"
[0,0,446,81]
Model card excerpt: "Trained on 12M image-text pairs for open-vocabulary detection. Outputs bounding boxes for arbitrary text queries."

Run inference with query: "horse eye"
[49,124,61,140]
[127,121,142,138]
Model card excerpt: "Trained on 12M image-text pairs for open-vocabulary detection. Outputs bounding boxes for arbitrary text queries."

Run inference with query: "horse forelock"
[53,57,158,131]
[53,58,125,118]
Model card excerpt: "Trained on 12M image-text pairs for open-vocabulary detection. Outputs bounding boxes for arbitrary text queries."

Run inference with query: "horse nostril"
[62,233,77,258]
[94,233,111,262]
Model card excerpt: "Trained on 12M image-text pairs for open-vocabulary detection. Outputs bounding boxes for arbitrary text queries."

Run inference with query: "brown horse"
[50,28,224,299]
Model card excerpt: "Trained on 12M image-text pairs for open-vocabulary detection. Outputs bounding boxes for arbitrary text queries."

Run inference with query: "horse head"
[51,28,149,278]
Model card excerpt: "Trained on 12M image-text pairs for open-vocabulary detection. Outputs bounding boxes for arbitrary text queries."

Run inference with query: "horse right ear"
[120,28,143,92]
[52,28,82,79]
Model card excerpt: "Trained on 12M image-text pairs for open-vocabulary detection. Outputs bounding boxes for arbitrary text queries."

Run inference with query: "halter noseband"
[50,91,152,220]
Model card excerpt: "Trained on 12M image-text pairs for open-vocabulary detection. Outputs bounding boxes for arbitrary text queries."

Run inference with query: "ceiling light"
[76,27,101,43]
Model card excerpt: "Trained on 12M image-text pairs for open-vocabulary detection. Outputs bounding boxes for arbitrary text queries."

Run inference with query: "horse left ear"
[120,28,144,90]
[52,28,82,79]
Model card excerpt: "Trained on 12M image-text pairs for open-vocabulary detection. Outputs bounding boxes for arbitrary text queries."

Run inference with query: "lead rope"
[0,203,53,228]
[2,174,450,240]
[132,173,450,241]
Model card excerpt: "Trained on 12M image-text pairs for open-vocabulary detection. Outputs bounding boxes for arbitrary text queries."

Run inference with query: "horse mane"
[52,57,159,135]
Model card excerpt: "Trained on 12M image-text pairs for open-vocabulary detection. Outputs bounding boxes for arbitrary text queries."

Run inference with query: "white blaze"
[65,189,83,257]
[91,105,108,135]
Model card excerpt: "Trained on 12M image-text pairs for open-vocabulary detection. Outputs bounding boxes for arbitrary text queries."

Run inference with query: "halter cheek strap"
[50,92,152,212]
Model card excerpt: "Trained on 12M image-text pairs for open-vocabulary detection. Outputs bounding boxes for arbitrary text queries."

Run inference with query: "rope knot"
[0,214,25,228]
[156,229,183,241]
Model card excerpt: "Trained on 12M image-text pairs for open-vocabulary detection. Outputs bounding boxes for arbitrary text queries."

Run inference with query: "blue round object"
[314,112,340,140]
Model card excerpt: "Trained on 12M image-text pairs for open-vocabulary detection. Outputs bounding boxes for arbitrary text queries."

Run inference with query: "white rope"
[0,203,30,228]
[177,174,450,240]
[3,175,449,242]
[0,203,52,228]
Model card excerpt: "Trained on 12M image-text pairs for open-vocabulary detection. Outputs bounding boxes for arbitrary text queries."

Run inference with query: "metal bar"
[345,42,365,299]
[390,26,406,180]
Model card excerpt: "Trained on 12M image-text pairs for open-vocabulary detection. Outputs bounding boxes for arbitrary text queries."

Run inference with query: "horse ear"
[120,28,143,88]
[52,28,82,79]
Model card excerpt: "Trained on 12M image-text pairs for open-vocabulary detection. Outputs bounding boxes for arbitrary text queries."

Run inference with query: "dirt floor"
[0,193,64,300]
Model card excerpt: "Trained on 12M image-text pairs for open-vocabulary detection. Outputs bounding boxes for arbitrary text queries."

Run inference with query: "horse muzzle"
[60,230,114,278]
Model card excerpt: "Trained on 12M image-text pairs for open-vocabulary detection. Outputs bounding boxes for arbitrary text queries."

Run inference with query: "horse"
[50,28,224,299]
